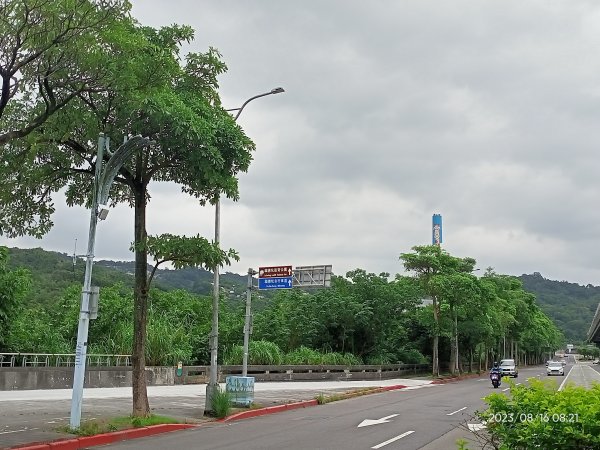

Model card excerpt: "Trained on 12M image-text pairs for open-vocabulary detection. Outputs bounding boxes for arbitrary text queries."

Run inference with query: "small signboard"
[258,276,293,290]
[259,266,293,278]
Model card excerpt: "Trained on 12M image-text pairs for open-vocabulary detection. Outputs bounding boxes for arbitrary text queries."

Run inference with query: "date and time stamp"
[489,412,580,423]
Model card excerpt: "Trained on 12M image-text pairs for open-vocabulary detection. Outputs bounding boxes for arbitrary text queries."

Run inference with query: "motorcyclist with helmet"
[490,361,502,387]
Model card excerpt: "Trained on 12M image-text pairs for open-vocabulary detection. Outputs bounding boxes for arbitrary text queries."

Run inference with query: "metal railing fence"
[0,353,131,368]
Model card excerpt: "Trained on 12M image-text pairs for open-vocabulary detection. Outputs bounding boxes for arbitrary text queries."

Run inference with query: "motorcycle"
[490,372,501,388]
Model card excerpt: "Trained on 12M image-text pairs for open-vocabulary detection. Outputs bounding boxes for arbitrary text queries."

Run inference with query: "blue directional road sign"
[258,276,293,290]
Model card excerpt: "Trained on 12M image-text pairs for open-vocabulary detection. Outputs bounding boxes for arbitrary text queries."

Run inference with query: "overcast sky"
[4,0,600,285]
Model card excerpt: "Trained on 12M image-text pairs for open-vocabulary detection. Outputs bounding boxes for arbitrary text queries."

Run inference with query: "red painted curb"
[380,384,408,391]
[10,424,197,450]
[222,399,319,422]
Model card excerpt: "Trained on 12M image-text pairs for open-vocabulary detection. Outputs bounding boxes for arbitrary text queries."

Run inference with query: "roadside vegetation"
[1,245,563,376]
[61,414,182,436]
[464,379,600,449]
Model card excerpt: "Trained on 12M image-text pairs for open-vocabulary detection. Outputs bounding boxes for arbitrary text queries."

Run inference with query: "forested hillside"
[6,247,598,343]
[5,247,249,305]
[518,272,600,343]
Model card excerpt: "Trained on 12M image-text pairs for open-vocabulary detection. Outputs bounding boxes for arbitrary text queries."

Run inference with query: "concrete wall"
[0,366,174,391]
[0,364,429,391]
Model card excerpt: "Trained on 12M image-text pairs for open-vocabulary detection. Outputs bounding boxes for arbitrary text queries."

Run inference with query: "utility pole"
[242,268,257,376]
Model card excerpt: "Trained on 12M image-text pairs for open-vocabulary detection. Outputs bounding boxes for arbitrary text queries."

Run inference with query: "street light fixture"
[69,133,151,429]
[205,87,285,413]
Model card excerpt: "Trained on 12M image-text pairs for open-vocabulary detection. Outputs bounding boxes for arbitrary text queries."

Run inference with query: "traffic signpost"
[258,277,293,289]
[258,265,293,290]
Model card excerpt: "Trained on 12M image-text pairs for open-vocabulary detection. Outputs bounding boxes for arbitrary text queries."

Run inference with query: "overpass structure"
[588,302,600,344]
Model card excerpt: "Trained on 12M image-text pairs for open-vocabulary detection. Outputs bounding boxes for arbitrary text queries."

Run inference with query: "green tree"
[0,0,130,146]
[0,18,254,416]
[399,245,475,376]
[0,246,32,349]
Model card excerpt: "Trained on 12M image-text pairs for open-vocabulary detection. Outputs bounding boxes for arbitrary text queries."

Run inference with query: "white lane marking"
[447,407,467,416]
[371,431,415,449]
[502,387,510,392]
[515,383,522,386]
[559,365,575,391]
[358,414,399,428]
[468,423,486,432]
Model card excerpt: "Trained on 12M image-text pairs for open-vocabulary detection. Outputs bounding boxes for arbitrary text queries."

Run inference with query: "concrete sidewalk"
[0,378,433,449]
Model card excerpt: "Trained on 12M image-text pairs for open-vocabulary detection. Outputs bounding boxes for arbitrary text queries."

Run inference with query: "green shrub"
[223,345,243,365]
[284,346,323,365]
[320,352,345,365]
[477,379,600,449]
[365,353,395,365]
[397,348,427,364]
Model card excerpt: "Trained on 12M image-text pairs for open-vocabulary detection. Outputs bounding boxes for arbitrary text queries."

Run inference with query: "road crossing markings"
[447,407,467,416]
[371,431,415,449]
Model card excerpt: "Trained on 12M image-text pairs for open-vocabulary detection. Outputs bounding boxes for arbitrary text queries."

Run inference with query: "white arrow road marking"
[372,431,415,449]
[447,407,467,416]
[358,414,399,428]
[468,423,487,432]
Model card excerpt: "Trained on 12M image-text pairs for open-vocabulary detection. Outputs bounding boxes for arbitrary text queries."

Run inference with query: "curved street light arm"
[233,87,285,121]
[97,135,153,205]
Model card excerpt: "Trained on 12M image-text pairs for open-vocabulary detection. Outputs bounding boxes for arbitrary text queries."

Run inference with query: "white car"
[499,359,518,378]
[547,361,564,376]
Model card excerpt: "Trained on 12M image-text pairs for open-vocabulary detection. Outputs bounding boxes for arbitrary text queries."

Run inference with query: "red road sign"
[259,265,292,278]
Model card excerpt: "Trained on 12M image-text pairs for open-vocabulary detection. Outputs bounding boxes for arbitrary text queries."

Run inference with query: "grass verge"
[58,414,181,436]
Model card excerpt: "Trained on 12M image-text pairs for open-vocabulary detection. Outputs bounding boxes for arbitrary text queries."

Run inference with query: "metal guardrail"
[0,353,131,368]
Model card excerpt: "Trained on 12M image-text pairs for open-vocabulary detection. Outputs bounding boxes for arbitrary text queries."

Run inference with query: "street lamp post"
[69,133,151,429]
[205,87,284,413]
[242,268,257,377]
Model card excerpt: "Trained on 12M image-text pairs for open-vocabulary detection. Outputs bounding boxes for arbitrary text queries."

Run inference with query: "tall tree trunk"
[132,188,150,417]
[432,297,440,376]
[452,307,459,374]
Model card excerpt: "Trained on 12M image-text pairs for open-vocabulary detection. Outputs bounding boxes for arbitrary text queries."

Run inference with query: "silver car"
[499,359,518,378]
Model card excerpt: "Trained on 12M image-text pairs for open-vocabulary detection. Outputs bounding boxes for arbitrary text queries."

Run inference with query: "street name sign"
[258,265,293,278]
[258,277,293,290]
[258,265,293,290]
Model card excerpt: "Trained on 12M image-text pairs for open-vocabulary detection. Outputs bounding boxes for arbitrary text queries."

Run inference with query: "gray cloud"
[3,0,600,285]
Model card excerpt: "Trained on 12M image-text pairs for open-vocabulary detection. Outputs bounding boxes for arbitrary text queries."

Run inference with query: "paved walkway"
[0,378,433,449]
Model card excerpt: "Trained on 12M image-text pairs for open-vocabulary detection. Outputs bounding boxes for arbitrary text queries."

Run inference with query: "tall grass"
[223,340,284,365]
[321,352,363,365]
[212,387,232,418]
[284,346,323,365]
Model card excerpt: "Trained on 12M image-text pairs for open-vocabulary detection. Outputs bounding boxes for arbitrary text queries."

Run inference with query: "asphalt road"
[82,365,552,450]
[4,361,596,450]
[0,378,430,449]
